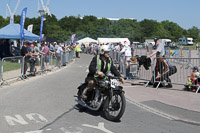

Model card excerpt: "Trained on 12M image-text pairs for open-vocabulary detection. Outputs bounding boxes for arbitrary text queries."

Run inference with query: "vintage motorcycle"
[75,75,126,122]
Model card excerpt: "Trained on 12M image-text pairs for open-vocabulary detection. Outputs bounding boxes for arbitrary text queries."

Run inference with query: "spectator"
[21,42,31,76]
[29,44,39,76]
[155,58,177,88]
[41,42,50,70]
[33,42,42,72]
[147,38,165,86]
[120,41,132,78]
[196,43,199,50]
[49,43,55,52]
[75,43,82,58]
[55,43,63,67]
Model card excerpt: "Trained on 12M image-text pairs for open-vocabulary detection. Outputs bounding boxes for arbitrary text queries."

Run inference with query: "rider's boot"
[82,88,89,99]
[82,80,94,99]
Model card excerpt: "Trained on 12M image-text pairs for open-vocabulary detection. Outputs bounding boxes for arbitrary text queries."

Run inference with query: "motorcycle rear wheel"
[103,92,126,122]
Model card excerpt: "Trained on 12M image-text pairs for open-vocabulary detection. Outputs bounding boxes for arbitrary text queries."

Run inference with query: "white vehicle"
[159,39,171,46]
[145,39,155,46]
[145,39,171,46]
[178,37,193,45]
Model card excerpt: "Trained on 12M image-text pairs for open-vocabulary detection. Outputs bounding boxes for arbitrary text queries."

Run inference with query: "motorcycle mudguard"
[113,86,125,93]
[77,82,88,90]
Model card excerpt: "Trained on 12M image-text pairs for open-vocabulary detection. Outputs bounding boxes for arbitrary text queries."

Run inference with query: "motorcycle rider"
[82,45,125,99]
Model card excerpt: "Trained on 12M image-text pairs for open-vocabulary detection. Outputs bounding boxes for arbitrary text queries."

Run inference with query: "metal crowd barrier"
[0,50,75,86]
[0,56,24,85]
[152,57,200,93]
[109,49,199,93]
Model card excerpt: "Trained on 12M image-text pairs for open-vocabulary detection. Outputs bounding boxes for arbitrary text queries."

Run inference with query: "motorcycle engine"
[98,80,109,88]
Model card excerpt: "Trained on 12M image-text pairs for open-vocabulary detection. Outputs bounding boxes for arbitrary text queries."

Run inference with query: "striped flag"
[71,34,76,44]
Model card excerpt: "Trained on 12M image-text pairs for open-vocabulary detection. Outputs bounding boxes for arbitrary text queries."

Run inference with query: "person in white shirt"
[120,41,132,78]
[55,43,63,67]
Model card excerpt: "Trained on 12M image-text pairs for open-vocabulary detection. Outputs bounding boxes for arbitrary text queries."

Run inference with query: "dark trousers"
[161,66,177,83]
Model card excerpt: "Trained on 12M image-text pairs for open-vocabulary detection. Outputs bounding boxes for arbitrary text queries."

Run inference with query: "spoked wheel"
[103,92,126,122]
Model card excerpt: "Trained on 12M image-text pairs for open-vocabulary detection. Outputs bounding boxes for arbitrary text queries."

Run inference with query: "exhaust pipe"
[75,97,103,111]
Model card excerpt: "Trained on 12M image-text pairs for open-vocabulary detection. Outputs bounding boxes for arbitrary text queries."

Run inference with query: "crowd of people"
[19,41,76,76]
[7,39,179,88]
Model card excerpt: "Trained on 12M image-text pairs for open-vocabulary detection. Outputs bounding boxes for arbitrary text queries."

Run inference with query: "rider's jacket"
[87,55,120,78]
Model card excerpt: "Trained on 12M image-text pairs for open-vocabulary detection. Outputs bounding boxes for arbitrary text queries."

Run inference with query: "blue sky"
[0,0,200,29]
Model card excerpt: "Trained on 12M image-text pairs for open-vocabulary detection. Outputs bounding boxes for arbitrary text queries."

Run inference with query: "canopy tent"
[97,38,130,45]
[77,37,98,44]
[0,23,40,40]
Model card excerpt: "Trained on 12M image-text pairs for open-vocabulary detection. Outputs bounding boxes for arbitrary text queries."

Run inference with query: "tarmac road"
[0,54,199,133]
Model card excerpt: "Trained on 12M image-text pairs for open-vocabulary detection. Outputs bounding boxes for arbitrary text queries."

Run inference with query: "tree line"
[0,14,199,43]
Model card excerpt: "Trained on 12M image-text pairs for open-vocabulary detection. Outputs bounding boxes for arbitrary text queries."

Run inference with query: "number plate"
[110,79,119,88]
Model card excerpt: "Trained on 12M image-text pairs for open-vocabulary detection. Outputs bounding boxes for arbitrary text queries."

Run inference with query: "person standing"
[120,41,132,78]
[196,43,199,50]
[21,42,31,76]
[147,38,165,85]
[55,43,63,67]
[41,43,50,70]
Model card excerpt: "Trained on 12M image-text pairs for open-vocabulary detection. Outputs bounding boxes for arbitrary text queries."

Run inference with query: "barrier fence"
[107,49,200,93]
[0,50,75,86]
[152,57,200,93]
[0,56,24,85]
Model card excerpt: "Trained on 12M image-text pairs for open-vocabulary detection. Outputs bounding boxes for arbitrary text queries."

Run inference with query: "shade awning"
[0,23,40,40]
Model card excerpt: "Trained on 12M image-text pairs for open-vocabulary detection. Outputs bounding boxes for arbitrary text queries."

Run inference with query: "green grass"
[2,61,21,72]
[1,58,62,73]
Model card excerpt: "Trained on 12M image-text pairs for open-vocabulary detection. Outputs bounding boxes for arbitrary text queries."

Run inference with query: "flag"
[40,14,45,40]
[27,24,33,33]
[71,34,76,44]
[20,8,27,39]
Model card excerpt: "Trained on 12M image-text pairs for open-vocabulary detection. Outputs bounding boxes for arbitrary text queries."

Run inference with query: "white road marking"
[14,128,52,133]
[86,69,89,73]
[5,115,28,126]
[24,130,43,133]
[126,98,177,120]
[26,113,48,123]
[60,127,83,133]
[82,122,113,133]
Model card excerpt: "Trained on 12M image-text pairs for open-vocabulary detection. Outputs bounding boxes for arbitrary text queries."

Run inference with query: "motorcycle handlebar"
[104,75,120,80]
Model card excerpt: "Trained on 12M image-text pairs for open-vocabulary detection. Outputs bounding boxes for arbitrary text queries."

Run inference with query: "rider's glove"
[96,70,104,77]
[120,77,125,84]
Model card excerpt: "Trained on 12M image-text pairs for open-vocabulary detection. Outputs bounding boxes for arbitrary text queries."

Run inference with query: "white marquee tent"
[77,37,98,44]
[97,38,130,45]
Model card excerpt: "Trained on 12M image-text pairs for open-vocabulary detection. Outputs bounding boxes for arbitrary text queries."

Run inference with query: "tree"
[140,19,160,38]
[161,20,184,41]
[187,26,199,41]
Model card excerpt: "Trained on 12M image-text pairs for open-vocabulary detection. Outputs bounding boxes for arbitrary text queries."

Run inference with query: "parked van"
[178,37,193,45]
[145,39,171,46]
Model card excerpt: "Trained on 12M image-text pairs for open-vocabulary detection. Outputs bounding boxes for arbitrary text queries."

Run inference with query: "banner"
[71,34,76,44]
[20,8,27,39]
[40,14,45,40]
[27,24,33,33]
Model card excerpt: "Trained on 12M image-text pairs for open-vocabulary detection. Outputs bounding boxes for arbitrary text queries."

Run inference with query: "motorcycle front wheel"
[103,92,126,122]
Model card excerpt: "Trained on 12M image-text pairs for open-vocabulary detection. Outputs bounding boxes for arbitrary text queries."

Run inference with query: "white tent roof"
[77,37,97,44]
[97,38,130,45]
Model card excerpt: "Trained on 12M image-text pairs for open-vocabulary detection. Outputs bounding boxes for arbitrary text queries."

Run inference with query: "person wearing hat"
[147,38,166,86]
